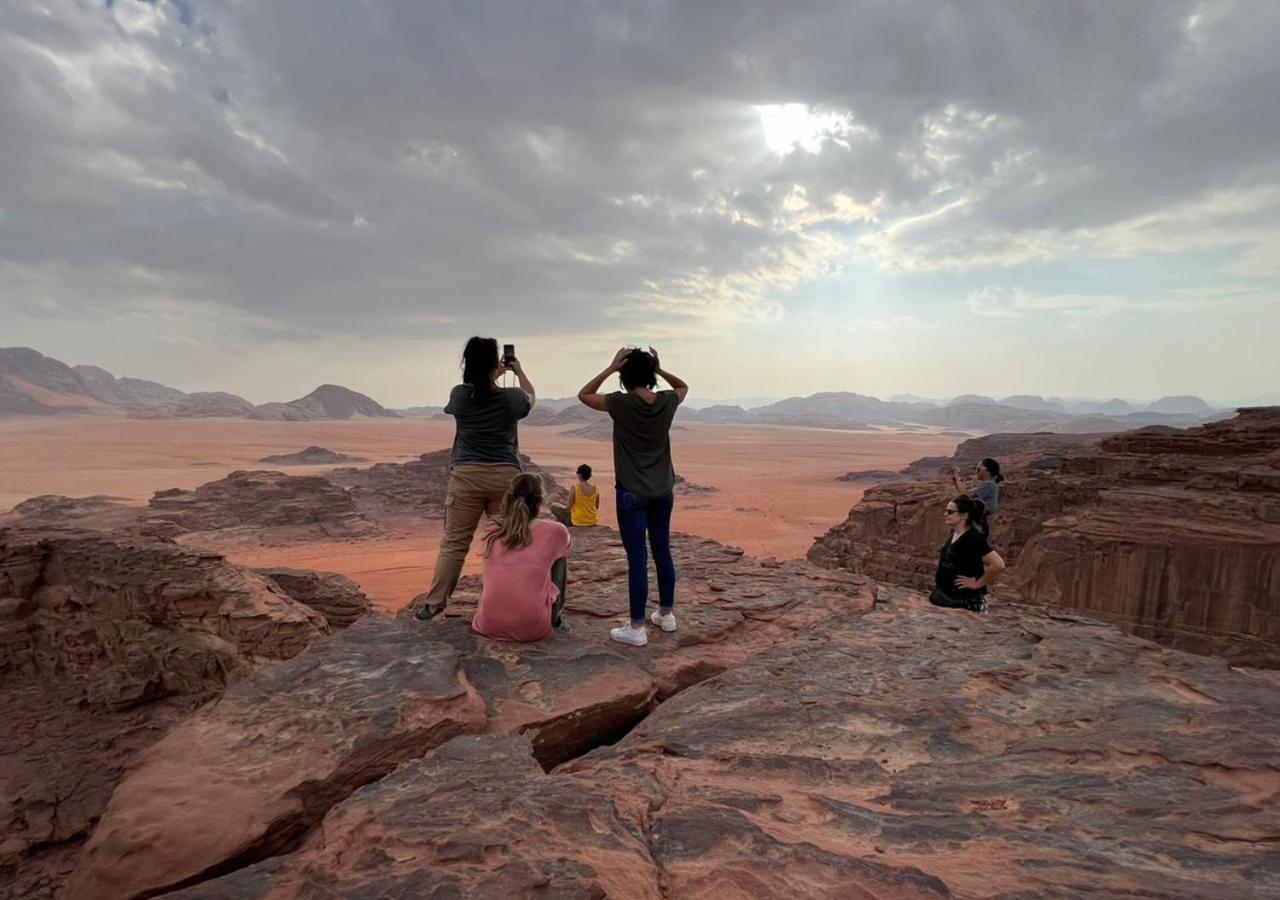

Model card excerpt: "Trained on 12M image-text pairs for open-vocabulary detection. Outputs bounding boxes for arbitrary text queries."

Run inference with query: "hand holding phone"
[502,343,516,367]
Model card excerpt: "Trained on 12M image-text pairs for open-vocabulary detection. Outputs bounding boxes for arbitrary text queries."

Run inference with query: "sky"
[2,0,1278,408]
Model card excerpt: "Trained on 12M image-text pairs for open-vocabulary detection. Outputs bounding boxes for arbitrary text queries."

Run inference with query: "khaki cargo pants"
[422,462,521,612]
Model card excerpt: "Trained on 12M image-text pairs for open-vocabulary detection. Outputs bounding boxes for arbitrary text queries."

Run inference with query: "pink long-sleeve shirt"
[472,520,572,642]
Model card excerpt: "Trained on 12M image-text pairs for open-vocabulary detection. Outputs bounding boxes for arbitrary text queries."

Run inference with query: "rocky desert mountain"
[0,348,397,422]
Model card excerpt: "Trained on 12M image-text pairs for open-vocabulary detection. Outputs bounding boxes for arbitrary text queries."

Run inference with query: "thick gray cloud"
[1,0,1277,395]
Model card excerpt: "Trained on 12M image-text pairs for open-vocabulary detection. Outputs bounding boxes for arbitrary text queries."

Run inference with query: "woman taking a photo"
[929,495,1006,614]
[578,347,688,647]
[471,473,572,641]
[415,336,536,622]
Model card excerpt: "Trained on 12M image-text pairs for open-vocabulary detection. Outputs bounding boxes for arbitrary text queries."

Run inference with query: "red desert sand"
[0,415,960,613]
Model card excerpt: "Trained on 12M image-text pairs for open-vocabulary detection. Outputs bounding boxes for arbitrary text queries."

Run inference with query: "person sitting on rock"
[472,473,572,640]
[578,346,688,647]
[930,495,1006,614]
[568,463,601,526]
[952,456,1003,537]
[416,336,536,622]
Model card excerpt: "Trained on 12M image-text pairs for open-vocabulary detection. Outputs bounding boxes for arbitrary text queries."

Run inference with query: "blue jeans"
[616,487,675,625]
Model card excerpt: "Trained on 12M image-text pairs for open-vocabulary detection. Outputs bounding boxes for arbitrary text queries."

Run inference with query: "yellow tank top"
[570,482,599,526]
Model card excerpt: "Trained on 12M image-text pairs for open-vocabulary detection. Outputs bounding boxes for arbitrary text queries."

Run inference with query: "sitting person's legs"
[550,556,568,629]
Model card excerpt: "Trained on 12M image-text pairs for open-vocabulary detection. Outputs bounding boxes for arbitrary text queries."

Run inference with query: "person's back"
[605,390,679,498]
[447,383,531,468]
[473,519,572,641]
[569,463,600,526]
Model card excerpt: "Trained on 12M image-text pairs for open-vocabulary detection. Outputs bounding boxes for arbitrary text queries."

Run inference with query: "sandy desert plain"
[0,414,960,613]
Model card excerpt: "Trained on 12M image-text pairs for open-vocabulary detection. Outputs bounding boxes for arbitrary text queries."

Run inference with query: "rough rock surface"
[8,494,128,520]
[256,445,368,465]
[0,527,328,709]
[810,408,1280,666]
[328,449,568,521]
[66,620,486,900]
[0,528,330,899]
[146,470,381,542]
[172,595,1280,900]
[253,567,372,627]
[408,525,877,698]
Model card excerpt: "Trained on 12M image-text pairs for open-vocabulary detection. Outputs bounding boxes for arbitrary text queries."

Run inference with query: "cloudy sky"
[3,0,1278,407]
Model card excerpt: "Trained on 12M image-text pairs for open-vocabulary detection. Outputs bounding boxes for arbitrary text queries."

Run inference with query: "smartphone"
[502,343,516,366]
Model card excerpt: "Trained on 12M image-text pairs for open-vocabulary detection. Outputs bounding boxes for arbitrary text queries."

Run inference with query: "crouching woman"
[929,495,1006,614]
[472,474,572,641]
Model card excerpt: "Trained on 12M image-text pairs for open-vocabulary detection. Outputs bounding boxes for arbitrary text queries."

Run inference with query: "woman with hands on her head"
[578,347,688,647]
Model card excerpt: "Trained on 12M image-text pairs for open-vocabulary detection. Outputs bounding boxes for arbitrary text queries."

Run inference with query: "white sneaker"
[650,610,677,632]
[610,624,648,647]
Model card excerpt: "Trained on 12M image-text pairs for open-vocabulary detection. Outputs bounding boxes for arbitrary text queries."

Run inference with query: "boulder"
[66,619,487,900]
[256,446,368,465]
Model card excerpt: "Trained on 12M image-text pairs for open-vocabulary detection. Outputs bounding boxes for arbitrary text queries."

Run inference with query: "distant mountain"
[1149,395,1213,416]
[888,393,941,406]
[394,405,446,417]
[250,384,399,421]
[0,348,392,421]
[948,394,997,407]
[683,404,752,424]
[73,364,187,415]
[1000,395,1067,413]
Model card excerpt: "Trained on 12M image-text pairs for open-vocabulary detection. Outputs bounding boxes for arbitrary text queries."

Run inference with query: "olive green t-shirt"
[605,390,679,499]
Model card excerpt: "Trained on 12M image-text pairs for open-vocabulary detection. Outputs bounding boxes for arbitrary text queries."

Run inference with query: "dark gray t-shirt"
[445,384,531,468]
[973,479,999,515]
[606,390,679,499]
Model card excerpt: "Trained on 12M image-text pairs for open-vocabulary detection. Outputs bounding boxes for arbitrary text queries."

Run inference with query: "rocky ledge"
[809,407,1280,667]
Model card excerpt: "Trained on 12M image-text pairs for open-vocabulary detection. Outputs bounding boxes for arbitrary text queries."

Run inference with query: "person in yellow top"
[569,464,601,526]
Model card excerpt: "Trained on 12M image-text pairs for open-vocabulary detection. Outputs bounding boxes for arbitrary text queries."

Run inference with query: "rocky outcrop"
[810,409,1280,667]
[172,595,1280,900]
[66,620,487,900]
[674,473,717,494]
[146,470,381,542]
[253,567,372,626]
[249,384,399,420]
[0,528,332,898]
[8,494,128,520]
[0,527,329,709]
[836,468,902,482]
[328,449,568,521]
[256,445,368,465]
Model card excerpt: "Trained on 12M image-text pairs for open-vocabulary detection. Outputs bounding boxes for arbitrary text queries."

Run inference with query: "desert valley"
[2,346,1278,898]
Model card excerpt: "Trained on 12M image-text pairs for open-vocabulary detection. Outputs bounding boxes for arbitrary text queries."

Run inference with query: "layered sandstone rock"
[66,620,487,900]
[0,527,328,709]
[146,470,381,542]
[253,567,372,627]
[170,595,1280,899]
[0,528,331,899]
[809,409,1280,666]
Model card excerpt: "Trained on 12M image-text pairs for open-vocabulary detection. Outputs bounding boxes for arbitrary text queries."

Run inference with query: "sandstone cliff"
[809,408,1280,667]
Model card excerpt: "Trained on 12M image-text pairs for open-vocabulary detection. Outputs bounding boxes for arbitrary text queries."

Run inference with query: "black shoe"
[415,604,444,622]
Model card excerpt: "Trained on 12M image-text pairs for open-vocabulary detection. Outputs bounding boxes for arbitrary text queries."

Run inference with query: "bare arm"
[578,347,629,412]
[649,347,688,405]
[956,550,1006,591]
[507,358,536,408]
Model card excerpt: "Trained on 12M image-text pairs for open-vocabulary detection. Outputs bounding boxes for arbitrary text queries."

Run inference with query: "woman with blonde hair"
[471,473,572,641]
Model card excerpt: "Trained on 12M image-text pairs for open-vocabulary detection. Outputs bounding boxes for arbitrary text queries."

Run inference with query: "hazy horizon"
[3,2,1277,408]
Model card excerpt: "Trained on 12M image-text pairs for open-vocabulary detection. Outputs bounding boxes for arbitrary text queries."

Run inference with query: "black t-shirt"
[445,385,531,468]
[935,528,993,600]
[605,390,678,499]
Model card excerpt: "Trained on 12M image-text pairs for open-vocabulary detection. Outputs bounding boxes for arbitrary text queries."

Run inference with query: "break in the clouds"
[1,0,1278,405]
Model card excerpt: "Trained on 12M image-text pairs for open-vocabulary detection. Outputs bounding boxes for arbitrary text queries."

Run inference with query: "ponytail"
[483,473,544,555]
[981,457,1004,484]
[951,495,987,530]
[461,336,500,399]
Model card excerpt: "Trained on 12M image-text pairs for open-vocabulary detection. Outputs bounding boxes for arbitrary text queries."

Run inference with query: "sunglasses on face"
[944,507,959,514]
